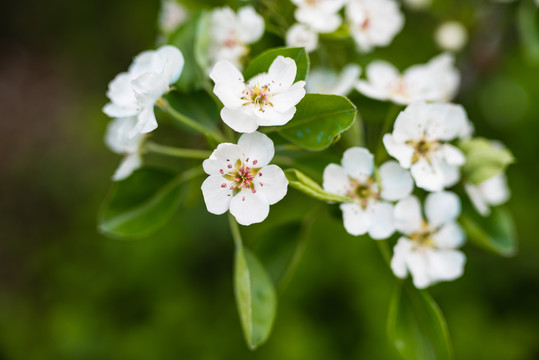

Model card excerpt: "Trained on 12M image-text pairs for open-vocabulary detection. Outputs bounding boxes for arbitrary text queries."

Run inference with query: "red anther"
[221,183,227,188]
[258,172,262,176]
[227,164,232,169]
[219,169,224,174]
[242,196,246,201]
[253,160,258,165]
[251,189,256,193]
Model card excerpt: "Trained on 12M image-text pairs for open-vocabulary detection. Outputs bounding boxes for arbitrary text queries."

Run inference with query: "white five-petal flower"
[465,174,510,216]
[105,116,145,181]
[286,23,319,53]
[208,6,264,70]
[291,0,347,33]
[391,191,466,289]
[323,147,414,239]
[306,64,362,96]
[345,0,404,53]
[383,101,471,192]
[356,53,460,105]
[103,45,184,137]
[201,132,288,226]
[158,0,188,35]
[209,56,306,133]
[435,21,468,52]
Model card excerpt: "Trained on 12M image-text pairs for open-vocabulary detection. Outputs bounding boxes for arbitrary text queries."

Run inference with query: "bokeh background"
[1,0,539,359]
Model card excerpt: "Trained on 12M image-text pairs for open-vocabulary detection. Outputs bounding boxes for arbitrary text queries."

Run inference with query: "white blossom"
[435,21,468,52]
[306,64,361,96]
[201,132,288,226]
[207,6,264,70]
[345,0,404,53]
[103,45,184,137]
[323,147,413,239]
[209,56,306,133]
[291,0,347,33]
[465,174,510,216]
[383,101,471,192]
[356,53,460,105]
[105,117,145,181]
[391,191,466,289]
[286,23,319,53]
[159,0,188,35]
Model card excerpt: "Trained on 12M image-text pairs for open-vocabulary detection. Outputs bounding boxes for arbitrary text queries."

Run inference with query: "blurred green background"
[1,0,539,359]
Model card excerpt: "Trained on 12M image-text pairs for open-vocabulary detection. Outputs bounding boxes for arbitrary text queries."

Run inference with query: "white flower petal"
[439,161,461,188]
[286,23,319,53]
[323,164,350,196]
[156,45,184,84]
[432,222,465,249]
[295,8,342,33]
[464,182,490,216]
[105,116,142,154]
[425,103,468,141]
[130,107,158,137]
[441,144,466,165]
[209,60,245,87]
[379,161,414,201]
[201,175,234,215]
[427,250,466,283]
[391,237,413,279]
[255,164,288,205]
[480,174,510,206]
[383,134,414,169]
[237,132,275,167]
[394,196,423,235]
[112,153,142,181]
[271,81,306,112]
[131,72,168,106]
[255,106,296,126]
[237,6,265,44]
[213,83,245,108]
[341,147,374,181]
[410,157,445,192]
[392,101,430,142]
[202,143,243,176]
[267,56,297,93]
[368,201,396,239]
[366,60,400,90]
[230,190,270,225]
[425,191,461,228]
[340,202,373,236]
[221,107,260,133]
[406,249,431,289]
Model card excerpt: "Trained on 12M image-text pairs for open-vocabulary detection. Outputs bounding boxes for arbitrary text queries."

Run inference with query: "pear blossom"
[209,56,306,133]
[291,0,347,33]
[306,64,361,96]
[158,0,188,35]
[391,191,466,289]
[201,132,288,226]
[465,174,510,216]
[383,101,471,192]
[323,147,413,239]
[345,0,404,53]
[103,45,184,137]
[286,23,319,53]
[435,21,468,52]
[356,53,460,105]
[105,116,145,181]
[207,6,264,70]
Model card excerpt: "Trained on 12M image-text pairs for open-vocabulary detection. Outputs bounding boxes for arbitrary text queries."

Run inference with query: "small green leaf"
[243,47,309,82]
[285,168,350,203]
[388,282,453,360]
[458,138,514,185]
[98,168,184,239]
[169,12,208,91]
[461,205,518,257]
[279,94,357,150]
[234,246,277,350]
[163,90,220,130]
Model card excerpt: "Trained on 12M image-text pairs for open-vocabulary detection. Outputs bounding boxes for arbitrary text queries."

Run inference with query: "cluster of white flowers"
[286,0,404,54]
[207,6,264,70]
[103,45,184,180]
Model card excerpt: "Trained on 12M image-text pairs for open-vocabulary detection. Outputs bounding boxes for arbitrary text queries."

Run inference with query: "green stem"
[375,104,401,164]
[145,142,211,159]
[375,239,392,267]
[160,98,226,144]
[228,213,243,249]
[277,205,324,293]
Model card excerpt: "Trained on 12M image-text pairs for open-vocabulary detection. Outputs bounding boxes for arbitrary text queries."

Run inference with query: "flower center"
[221,158,262,196]
[242,83,273,112]
[347,177,380,209]
[407,138,440,164]
[409,221,435,249]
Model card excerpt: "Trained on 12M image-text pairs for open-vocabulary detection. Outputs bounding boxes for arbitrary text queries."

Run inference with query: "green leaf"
[169,12,208,91]
[517,0,539,65]
[461,205,518,257]
[458,138,514,185]
[243,47,309,82]
[388,282,453,360]
[234,246,277,350]
[284,169,350,203]
[163,90,220,130]
[98,168,184,239]
[279,94,357,150]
